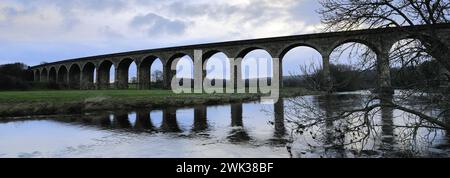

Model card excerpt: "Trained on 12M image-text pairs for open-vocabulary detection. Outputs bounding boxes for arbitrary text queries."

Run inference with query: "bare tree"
[277,0,450,157]
[319,0,450,71]
[314,0,450,128]
[130,76,137,84]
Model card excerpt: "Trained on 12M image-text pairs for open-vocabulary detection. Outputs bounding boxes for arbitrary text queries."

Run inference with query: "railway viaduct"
[30,24,450,93]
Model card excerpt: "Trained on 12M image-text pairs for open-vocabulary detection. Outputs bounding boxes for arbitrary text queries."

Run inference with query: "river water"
[0,91,449,158]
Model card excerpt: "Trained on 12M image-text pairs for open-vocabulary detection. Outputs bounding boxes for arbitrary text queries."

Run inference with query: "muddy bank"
[0,94,265,118]
[0,88,320,118]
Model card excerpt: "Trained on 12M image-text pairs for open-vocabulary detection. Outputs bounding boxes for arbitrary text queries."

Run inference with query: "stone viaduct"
[30,24,450,93]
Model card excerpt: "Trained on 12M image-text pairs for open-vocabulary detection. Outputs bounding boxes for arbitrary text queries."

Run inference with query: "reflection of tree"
[130,76,137,84]
[319,95,346,157]
[285,92,448,157]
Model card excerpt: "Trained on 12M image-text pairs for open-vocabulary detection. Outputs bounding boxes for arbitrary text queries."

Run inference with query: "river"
[0,91,449,158]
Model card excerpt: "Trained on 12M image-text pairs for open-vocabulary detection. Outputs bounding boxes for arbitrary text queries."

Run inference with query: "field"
[0,88,315,103]
[0,88,317,117]
[0,89,192,103]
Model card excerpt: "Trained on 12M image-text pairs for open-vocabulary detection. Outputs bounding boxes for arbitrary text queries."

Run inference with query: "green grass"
[0,87,316,103]
[0,90,185,103]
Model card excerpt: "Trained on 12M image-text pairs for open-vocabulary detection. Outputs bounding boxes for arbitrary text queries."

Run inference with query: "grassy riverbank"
[0,88,317,117]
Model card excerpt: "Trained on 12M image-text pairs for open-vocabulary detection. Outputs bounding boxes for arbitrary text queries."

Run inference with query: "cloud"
[100,25,124,39]
[130,13,188,36]
[289,0,322,24]
[0,0,324,65]
[14,0,128,12]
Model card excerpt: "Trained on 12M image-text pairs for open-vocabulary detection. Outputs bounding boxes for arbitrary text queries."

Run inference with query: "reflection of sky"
[0,102,289,158]
[0,120,111,157]
[175,108,195,131]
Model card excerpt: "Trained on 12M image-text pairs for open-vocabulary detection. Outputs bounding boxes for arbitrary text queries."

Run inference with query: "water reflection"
[161,107,181,133]
[274,98,286,138]
[40,103,285,141]
[380,95,395,152]
[292,92,450,158]
[317,95,346,157]
[135,110,154,131]
[0,91,449,158]
[231,103,243,127]
[113,112,132,129]
[97,115,113,128]
[228,103,251,142]
[193,105,208,132]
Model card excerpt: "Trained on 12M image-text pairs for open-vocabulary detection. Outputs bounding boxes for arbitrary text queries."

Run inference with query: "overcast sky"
[0,0,328,78]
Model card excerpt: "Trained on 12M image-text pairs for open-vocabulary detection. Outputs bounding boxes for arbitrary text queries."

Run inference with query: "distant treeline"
[284,61,443,91]
[0,63,34,90]
[0,61,443,91]
[391,60,442,89]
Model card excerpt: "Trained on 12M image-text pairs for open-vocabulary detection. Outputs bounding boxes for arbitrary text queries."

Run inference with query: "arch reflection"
[134,110,154,131]
[45,103,292,144]
[228,103,250,142]
[112,112,132,129]
[161,107,181,133]
[274,98,286,138]
[193,105,208,132]
[380,94,395,152]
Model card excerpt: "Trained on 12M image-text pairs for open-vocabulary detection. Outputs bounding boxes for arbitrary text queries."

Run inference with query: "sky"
[0,0,332,78]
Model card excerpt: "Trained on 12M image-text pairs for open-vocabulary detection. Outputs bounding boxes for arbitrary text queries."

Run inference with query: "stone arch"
[203,51,232,88]
[165,53,194,89]
[40,68,48,82]
[389,38,443,88]
[329,41,379,92]
[97,60,114,89]
[280,45,323,88]
[139,55,163,89]
[116,57,137,89]
[69,63,81,89]
[167,53,194,66]
[389,38,431,66]
[235,46,272,59]
[48,67,57,83]
[389,33,431,49]
[240,48,274,93]
[202,49,231,61]
[81,62,96,89]
[278,43,322,60]
[329,38,380,56]
[57,65,68,84]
